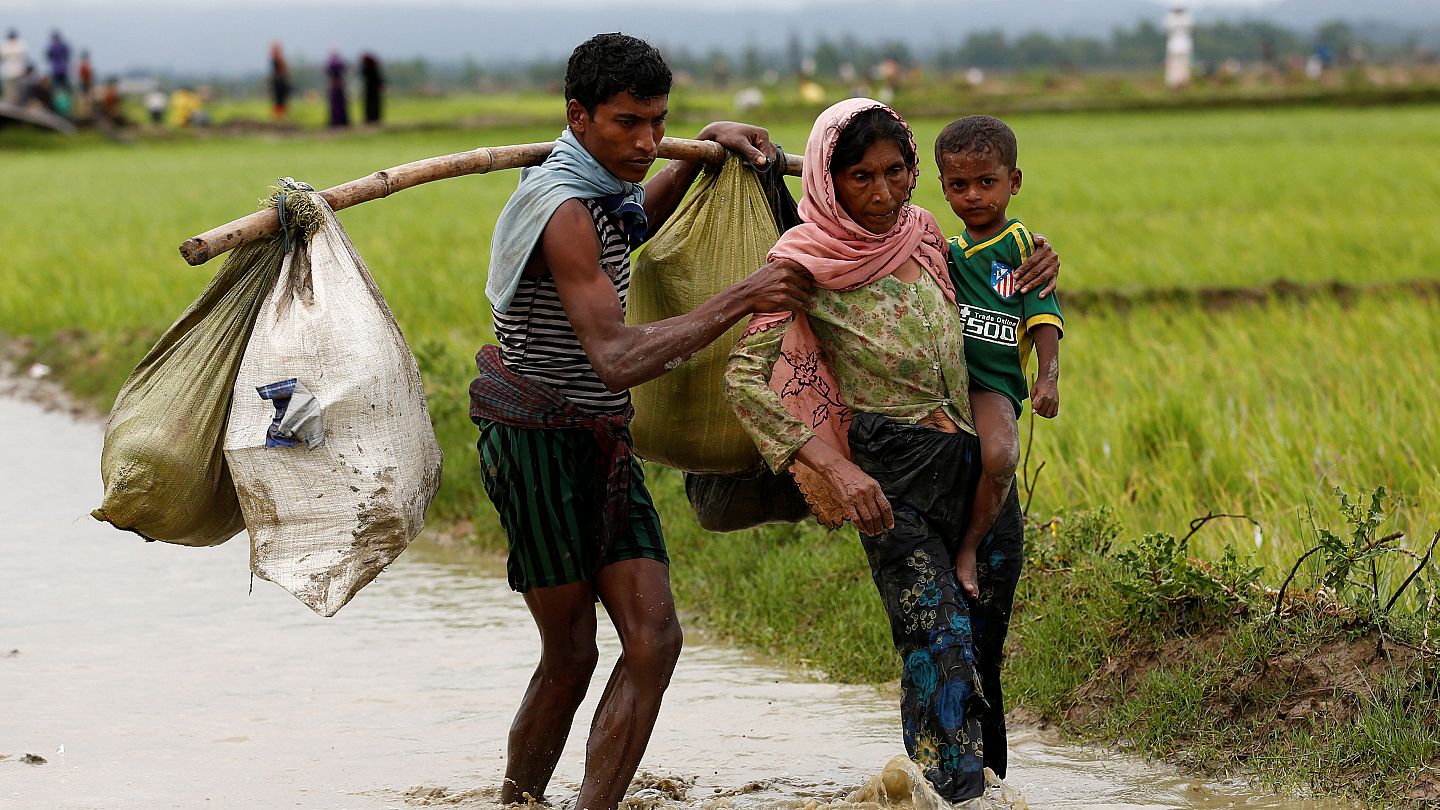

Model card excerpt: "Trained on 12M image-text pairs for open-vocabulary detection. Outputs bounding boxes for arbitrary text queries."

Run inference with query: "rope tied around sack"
[260,178,323,254]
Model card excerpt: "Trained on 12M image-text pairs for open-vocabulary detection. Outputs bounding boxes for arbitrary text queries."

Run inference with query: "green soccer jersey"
[946,219,1064,415]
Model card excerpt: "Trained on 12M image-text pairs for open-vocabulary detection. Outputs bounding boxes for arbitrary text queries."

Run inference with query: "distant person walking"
[46,30,70,92]
[144,85,168,125]
[99,76,125,125]
[325,50,349,128]
[0,30,27,103]
[269,41,291,120]
[27,70,53,112]
[77,49,93,98]
[170,86,209,127]
[360,52,383,125]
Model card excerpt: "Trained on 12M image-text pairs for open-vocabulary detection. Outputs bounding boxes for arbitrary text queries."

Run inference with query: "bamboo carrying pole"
[179,137,804,266]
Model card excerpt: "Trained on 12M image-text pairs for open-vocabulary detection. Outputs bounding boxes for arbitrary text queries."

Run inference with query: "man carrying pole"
[468,32,810,810]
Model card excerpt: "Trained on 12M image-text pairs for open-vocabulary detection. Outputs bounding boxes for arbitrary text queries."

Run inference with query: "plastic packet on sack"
[257,378,325,449]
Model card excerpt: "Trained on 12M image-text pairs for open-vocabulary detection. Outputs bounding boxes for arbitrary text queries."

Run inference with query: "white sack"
[224,193,442,616]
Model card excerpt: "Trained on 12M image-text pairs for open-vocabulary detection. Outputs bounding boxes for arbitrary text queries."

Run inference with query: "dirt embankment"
[0,336,91,418]
[1063,627,1440,803]
[1067,629,1415,729]
[1063,277,1440,315]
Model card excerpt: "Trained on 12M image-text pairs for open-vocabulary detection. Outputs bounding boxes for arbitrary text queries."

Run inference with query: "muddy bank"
[1059,624,1439,805]
[1067,629,1416,731]
[0,337,91,418]
[1062,277,1440,315]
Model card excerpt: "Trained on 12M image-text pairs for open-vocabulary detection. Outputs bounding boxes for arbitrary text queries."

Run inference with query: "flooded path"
[0,394,1349,810]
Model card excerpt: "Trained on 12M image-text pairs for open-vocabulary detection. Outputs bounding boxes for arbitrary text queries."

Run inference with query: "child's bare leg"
[958,389,1019,598]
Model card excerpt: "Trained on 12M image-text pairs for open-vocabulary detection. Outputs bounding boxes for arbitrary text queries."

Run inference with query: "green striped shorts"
[477,419,667,592]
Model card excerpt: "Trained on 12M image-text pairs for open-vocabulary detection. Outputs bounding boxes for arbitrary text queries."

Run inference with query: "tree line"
[195,18,1426,98]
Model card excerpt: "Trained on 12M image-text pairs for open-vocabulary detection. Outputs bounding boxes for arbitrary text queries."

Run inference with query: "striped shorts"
[476,420,667,592]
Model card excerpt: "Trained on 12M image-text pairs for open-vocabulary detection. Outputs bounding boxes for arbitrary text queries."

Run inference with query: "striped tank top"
[493,198,632,414]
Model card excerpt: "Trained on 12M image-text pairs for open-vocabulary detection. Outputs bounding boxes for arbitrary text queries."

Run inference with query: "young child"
[935,114,1063,598]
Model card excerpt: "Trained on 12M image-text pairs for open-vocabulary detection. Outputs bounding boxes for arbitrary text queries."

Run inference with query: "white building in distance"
[1164,4,1195,89]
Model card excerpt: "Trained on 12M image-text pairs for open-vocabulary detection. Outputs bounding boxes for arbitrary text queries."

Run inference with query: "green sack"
[92,233,288,546]
[627,157,778,474]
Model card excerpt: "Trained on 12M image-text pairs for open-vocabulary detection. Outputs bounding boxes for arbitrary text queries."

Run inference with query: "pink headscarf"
[745,98,954,527]
[756,98,953,317]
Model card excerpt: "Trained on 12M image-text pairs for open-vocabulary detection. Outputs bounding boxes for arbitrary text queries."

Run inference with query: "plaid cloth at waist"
[470,344,634,569]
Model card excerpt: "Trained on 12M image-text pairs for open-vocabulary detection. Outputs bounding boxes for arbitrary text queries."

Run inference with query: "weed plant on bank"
[1008,491,1440,807]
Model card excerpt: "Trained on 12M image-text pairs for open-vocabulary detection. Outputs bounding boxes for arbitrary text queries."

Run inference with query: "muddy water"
[0,395,1350,810]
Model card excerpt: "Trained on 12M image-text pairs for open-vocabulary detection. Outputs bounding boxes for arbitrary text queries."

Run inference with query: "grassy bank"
[1007,498,1440,807]
[5,101,1439,806]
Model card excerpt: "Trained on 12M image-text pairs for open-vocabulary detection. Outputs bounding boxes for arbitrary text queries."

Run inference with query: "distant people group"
[1,26,387,132]
[2,28,80,114]
[317,47,385,128]
[1,27,117,125]
[1,26,139,128]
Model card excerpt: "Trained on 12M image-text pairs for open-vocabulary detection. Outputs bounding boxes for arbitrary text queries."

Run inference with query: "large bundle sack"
[92,233,288,546]
[224,189,442,617]
[627,157,779,474]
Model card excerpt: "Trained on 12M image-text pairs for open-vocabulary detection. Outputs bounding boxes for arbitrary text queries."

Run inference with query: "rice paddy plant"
[3,104,1438,581]
[195,88,743,131]
[0,126,548,342]
[1025,295,1440,570]
[5,103,1438,339]
[906,104,1440,290]
[198,92,567,130]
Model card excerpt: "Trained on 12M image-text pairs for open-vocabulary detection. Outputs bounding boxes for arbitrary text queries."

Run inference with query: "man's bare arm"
[544,200,808,392]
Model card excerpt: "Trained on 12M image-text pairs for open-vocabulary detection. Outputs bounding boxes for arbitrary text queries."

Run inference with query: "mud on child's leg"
[957,388,1019,598]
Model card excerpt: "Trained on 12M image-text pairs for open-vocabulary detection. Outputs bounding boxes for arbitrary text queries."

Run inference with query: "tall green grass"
[4,104,1439,554]
[1028,294,1440,564]
[192,89,741,130]
[6,103,1439,331]
[0,106,1436,552]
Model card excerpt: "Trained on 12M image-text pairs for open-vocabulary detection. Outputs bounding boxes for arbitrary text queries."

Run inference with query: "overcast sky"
[1,0,1427,76]
[0,0,1280,9]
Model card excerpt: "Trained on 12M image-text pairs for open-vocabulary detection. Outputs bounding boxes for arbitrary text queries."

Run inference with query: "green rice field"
[7,98,1439,807]
[4,102,1437,562]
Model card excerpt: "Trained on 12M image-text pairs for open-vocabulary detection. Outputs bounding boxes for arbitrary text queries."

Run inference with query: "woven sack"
[224,191,442,616]
[627,157,778,474]
[92,234,287,546]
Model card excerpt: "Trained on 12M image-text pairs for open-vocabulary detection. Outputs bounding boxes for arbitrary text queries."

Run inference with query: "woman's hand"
[1013,234,1060,299]
[795,436,893,536]
[821,457,894,537]
[698,120,776,167]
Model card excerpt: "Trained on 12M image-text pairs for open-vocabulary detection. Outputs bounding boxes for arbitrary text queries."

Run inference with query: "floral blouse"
[724,271,975,473]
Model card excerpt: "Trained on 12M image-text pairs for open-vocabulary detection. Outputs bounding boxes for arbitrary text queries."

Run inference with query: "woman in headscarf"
[325,50,349,128]
[723,98,1057,802]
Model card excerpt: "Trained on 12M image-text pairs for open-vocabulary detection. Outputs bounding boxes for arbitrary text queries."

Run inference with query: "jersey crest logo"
[990,261,1016,299]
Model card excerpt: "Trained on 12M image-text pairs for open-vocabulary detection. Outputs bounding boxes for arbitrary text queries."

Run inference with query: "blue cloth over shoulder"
[485,128,648,313]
